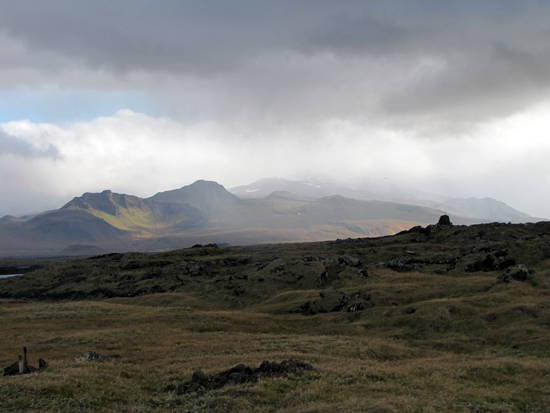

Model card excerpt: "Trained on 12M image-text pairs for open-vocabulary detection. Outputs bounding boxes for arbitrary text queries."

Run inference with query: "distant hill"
[0,215,22,223]
[0,208,129,256]
[441,197,541,223]
[151,180,241,211]
[0,179,536,257]
[231,177,544,224]
[229,177,375,200]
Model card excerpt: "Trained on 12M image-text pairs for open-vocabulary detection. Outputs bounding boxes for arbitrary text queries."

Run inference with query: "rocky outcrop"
[299,288,392,315]
[377,256,460,273]
[347,301,366,312]
[337,255,362,267]
[191,243,219,249]
[496,266,535,283]
[438,214,452,226]
[177,360,313,393]
[301,289,350,315]
[464,254,517,272]
[270,262,286,274]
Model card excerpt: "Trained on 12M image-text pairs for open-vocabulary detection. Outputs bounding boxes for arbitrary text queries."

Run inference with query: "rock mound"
[178,359,312,393]
[438,214,452,226]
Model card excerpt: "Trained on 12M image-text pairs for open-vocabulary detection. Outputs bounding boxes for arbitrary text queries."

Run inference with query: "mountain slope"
[62,189,208,233]
[0,179,536,256]
[150,180,241,212]
[229,177,371,200]
[441,197,539,223]
[0,209,129,255]
[231,177,544,223]
[26,209,128,242]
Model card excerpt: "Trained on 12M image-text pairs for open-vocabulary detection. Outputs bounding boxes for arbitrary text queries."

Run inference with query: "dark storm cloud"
[0,0,293,75]
[0,129,59,159]
[1,0,550,130]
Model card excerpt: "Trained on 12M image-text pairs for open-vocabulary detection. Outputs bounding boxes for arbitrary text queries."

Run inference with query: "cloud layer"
[2,1,550,128]
[2,106,550,217]
[1,1,550,217]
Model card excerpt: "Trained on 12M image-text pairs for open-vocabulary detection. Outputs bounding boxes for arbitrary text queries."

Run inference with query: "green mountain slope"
[62,189,208,233]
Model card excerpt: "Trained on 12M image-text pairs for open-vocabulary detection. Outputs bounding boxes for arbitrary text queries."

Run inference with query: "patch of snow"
[246,189,260,193]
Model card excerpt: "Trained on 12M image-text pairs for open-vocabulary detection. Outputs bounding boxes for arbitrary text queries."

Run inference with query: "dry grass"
[2,223,550,411]
[1,298,549,412]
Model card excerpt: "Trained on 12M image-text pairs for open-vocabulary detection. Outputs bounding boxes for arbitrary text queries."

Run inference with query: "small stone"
[73,351,110,362]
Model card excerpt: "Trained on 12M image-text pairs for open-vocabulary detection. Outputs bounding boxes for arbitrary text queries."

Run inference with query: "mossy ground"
[1,222,550,411]
[1,299,549,412]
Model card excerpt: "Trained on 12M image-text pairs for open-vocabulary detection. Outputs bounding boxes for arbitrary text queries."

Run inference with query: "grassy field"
[1,221,550,412]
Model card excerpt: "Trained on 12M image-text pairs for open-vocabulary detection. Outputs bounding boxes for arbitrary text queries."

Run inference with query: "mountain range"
[0,178,543,256]
[230,177,539,222]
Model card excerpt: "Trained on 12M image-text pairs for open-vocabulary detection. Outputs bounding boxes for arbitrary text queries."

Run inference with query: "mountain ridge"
[230,177,544,223]
[0,178,541,257]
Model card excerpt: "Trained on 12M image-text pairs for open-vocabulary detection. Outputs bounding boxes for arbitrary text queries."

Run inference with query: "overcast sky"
[1,0,550,218]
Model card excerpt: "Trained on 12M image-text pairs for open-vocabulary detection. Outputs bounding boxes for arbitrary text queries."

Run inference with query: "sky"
[1,0,550,218]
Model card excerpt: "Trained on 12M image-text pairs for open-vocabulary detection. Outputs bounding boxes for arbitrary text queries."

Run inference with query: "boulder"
[438,214,452,226]
[303,289,349,315]
[338,255,362,267]
[347,301,366,312]
[316,261,341,286]
[270,262,286,273]
[73,351,111,362]
[496,266,534,283]
[464,255,497,272]
[192,370,208,386]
